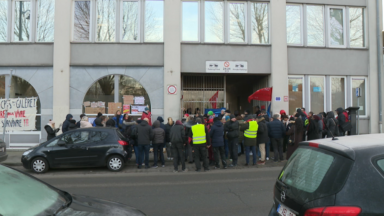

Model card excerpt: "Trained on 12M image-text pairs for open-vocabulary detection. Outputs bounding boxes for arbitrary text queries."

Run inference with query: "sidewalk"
[1,149,287,172]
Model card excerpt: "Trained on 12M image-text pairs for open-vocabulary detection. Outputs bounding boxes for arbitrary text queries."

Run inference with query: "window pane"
[229,3,246,43]
[96,0,116,42]
[14,1,31,42]
[122,1,139,41]
[286,5,301,45]
[307,5,324,46]
[310,77,324,114]
[145,0,164,42]
[0,0,7,42]
[36,0,55,42]
[349,7,365,47]
[329,8,344,46]
[182,1,199,41]
[74,1,91,41]
[118,75,151,110]
[84,75,115,114]
[331,77,345,112]
[205,1,223,43]
[251,3,268,44]
[288,77,303,115]
[352,78,366,116]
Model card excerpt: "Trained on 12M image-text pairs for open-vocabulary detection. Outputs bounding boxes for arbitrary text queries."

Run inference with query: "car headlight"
[22,150,33,156]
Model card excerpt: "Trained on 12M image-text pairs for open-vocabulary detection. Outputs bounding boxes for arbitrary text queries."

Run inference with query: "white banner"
[0,97,37,131]
[206,61,248,73]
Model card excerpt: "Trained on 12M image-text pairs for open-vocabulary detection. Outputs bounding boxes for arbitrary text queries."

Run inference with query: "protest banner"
[0,97,37,131]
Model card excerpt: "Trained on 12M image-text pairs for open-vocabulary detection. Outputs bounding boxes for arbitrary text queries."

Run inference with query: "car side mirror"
[57,140,66,146]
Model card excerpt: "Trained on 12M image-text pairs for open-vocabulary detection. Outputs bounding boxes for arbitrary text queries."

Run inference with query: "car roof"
[299,134,384,160]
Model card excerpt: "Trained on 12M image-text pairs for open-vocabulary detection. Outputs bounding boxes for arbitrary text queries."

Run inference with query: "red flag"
[248,87,273,103]
[209,91,219,109]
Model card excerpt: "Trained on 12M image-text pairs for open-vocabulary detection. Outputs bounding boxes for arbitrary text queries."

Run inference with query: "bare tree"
[96,0,116,42]
[205,2,224,42]
[122,2,139,41]
[74,1,91,41]
[228,3,246,42]
[251,3,268,44]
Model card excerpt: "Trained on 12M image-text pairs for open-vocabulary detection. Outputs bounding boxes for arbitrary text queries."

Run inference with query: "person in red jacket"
[141,107,152,126]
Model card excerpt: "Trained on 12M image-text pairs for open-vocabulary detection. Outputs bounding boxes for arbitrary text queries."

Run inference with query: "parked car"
[21,128,129,173]
[0,140,7,162]
[0,164,145,216]
[269,134,384,216]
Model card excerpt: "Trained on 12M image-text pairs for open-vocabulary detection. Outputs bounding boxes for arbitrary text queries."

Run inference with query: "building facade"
[0,0,382,148]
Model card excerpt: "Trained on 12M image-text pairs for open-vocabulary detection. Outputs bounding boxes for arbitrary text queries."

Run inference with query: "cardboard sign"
[123,95,134,104]
[85,107,105,114]
[83,101,91,107]
[108,102,122,114]
[91,102,98,108]
[0,97,38,131]
[134,96,145,105]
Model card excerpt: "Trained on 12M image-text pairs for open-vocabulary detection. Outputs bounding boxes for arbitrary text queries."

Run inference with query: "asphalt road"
[32,167,281,216]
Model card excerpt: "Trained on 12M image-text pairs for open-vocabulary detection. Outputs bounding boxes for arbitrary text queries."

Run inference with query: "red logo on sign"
[224,62,230,67]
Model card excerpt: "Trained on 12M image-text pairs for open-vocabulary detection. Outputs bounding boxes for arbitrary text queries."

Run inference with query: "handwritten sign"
[134,96,145,105]
[0,97,37,131]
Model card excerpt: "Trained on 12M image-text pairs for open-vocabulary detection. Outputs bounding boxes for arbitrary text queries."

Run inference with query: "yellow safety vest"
[244,121,258,138]
[191,124,207,144]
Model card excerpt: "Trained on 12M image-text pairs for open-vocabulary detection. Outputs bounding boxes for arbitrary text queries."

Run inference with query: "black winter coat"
[307,119,320,140]
[209,121,224,147]
[257,120,269,144]
[137,121,154,145]
[165,122,174,142]
[106,119,116,127]
[336,108,350,133]
[44,125,59,141]
[68,120,77,131]
[224,121,239,140]
[170,125,185,147]
[267,119,286,139]
[152,121,165,144]
[62,114,73,133]
[325,112,339,137]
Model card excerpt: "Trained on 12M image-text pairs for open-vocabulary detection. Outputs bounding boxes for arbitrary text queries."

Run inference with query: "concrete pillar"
[367,0,382,133]
[270,0,289,116]
[53,0,71,129]
[163,0,181,120]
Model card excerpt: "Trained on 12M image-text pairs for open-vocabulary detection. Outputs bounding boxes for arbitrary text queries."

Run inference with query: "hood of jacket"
[213,120,223,127]
[140,120,149,126]
[326,111,335,119]
[157,117,164,123]
[153,120,160,128]
[66,114,73,121]
[106,119,115,127]
[95,117,103,127]
[336,108,344,114]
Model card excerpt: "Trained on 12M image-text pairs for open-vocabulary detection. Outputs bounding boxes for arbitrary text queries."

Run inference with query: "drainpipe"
[376,0,383,133]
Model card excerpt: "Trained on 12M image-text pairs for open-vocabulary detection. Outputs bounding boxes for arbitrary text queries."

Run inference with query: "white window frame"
[203,0,224,44]
[227,1,247,44]
[288,76,305,115]
[181,0,200,43]
[327,6,346,48]
[305,4,325,47]
[286,3,303,46]
[120,0,140,43]
[308,76,326,113]
[347,6,367,49]
[249,1,270,45]
[350,76,368,118]
[72,0,93,42]
[12,0,32,42]
[95,0,117,42]
[330,76,347,111]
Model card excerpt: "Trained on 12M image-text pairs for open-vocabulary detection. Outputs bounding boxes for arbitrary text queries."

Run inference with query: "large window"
[14,1,31,42]
[309,76,325,114]
[328,7,345,47]
[0,0,8,42]
[352,77,366,116]
[251,2,268,44]
[288,77,304,115]
[306,5,324,46]
[286,4,302,45]
[182,1,199,42]
[228,2,246,43]
[349,7,365,48]
[73,0,164,43]
[36,0,55,42]
[331,77,346,112]
[204,1,223,43]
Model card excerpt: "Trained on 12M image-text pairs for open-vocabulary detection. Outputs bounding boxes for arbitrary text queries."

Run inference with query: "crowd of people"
[43,105,352,172]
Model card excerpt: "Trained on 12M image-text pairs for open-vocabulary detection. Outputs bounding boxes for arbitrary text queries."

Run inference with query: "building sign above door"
[206,61,248,73]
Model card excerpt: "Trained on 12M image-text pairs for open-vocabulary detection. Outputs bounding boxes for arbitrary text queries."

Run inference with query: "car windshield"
[0,165,67,216]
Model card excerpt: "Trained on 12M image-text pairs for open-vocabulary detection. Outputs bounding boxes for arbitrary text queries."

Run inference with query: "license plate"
[277,204,296,216]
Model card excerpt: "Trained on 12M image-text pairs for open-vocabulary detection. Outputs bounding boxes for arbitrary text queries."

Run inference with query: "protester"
[243,110,252,121]
[141,107,152,126]
[325,111,339,138]
[267,114,286,162]
[106,118,116,127]
[286,118,304,160]
[256,116,268,165]
[184,116,195,164]
[92,112,103,127]
[152,120,165,168]
[76,114,86,128]
[236,115,245,156]
[62,114,73,133]
[209,117,227,169]
[130,119,141,166]
[218,109,225,119]
[307,115,319,140]
[165,117,174,161]
[170,120,186,172]
[68,119,77,131]
[122,115,135,160]
[208,111,215,120]
[225,115,239,167]
[240,115,258,166]
[113,110,124,130]
[189,118,211,172]
[336,108,351,136]
[255,106,261,116]
[80,116,93,128]
[137,118,153,169]
[314,115,323,139]
[45,120,60,141]
[94,116,106,127]
[207,118,215,166]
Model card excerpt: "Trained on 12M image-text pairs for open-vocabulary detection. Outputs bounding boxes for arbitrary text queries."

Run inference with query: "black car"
[0,140,7,162]
[269,134,384,216]
[0,164,145,216]
[21,128,129,173]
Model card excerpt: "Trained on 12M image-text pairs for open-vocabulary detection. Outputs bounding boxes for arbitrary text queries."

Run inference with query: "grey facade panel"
[181,44,271,74]
[288,47,369,76]
[0,44,53,66]
[286,0,366,6]
[70,44,164,66]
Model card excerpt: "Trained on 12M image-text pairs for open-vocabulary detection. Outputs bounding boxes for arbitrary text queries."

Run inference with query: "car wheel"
[107,155,124,172]
[31,157,49,173]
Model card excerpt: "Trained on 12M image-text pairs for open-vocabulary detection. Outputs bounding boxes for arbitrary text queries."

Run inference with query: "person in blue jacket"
[113,110,124,131]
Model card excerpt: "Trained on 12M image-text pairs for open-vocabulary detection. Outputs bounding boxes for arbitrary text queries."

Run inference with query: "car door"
[86,130,112,165]
[47,131,91,168]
